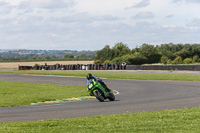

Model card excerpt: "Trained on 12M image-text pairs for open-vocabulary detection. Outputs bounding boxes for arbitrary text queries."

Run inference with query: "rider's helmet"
[87,73,93,80]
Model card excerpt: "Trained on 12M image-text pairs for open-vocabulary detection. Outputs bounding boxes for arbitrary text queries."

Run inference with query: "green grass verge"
[1,71,200,132]
[0,81,87,107]
[1,70,200,81]
[0,107,200,133]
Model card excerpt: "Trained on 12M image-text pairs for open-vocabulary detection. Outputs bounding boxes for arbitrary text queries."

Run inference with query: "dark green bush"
[193,55,199,63]
[160,56,169,64]
[183,58,193,64]
[172,56,183,64]
[111,53,147,65]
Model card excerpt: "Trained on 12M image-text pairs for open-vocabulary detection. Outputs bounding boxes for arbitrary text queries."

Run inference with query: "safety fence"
[126,65,200,71]
[18,64,200,71]
[18,63,126,70]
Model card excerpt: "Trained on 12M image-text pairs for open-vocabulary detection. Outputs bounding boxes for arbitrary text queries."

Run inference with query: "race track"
[0,73,200,122]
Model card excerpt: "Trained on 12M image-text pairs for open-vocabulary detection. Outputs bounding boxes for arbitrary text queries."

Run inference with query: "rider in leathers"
[86,73,111,92]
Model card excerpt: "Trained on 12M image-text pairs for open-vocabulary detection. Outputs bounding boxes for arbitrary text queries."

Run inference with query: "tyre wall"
[19,64,200,71]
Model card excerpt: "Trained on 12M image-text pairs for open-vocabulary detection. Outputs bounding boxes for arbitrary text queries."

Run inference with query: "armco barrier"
[19,66,33,70]
[126,65,200,71]
[19,64,200,71]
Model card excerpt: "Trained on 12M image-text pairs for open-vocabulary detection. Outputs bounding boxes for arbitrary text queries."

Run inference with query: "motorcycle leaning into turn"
[87,79,115,102]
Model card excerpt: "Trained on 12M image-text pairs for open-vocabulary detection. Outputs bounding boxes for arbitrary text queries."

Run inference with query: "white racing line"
[113,90,120,95]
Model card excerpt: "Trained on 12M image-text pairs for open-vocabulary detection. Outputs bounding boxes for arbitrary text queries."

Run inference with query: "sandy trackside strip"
[0,61,94,70]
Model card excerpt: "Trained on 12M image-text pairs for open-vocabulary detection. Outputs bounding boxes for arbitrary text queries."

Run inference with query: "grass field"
[0,107,200,133]
[0,61,94,70]
[1,71,200,132]
[1,70,200,81]
[0,81,87,107]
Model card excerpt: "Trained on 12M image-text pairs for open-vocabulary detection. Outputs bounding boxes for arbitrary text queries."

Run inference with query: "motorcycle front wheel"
[93,90,104,102]
[108,92,115,101]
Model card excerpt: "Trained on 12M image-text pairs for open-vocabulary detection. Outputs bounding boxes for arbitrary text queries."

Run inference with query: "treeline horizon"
[0,50,96,62]
[1,42,200,65]
[95,42,200,65]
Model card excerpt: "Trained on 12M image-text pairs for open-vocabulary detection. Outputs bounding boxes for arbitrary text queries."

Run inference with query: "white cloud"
[19,0,75,9]
[1,0,22,6]
[133,12,155,19]
[0,1,13,15]
[172,0,200,3]
[73,0,141,15]
[186,19,200,28]
[0,0,200,50]
[132,0,150,8]
[2,0,75,9]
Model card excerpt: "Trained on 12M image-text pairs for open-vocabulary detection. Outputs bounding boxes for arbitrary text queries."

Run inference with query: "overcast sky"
[0,0,200,50]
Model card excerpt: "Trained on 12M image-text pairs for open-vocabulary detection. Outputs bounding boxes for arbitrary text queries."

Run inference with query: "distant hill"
[0,49,96,62]
[0,49,97,58]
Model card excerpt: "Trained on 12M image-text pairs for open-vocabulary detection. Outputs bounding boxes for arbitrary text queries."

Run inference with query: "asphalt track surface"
[1,73,200,122]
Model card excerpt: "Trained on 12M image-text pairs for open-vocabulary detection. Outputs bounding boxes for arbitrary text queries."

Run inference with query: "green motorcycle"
[87,79,115,102]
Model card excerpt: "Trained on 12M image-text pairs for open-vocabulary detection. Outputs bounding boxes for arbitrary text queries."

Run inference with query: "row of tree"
[95,43,200,65]
[0,49,97,62]
[0,51,96,62]
[0,54,94,62]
